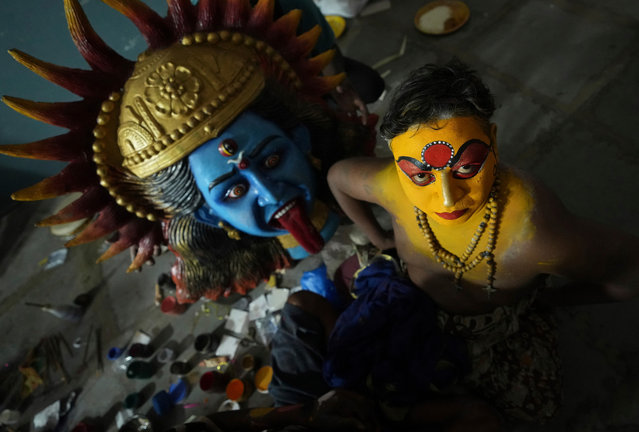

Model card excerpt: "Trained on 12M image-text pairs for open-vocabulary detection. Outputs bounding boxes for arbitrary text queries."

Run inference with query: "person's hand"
[330,79,369,125]
[308,389,380,431]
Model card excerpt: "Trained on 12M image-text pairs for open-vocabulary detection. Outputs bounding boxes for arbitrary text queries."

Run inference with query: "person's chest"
[381,170,543,313]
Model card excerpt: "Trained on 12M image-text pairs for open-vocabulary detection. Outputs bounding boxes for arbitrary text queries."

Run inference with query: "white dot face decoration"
[390,116,498,225]
[396,139,492,187]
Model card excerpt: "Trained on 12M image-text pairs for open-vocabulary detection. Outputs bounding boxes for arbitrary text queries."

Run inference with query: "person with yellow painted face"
[327,60,639,425]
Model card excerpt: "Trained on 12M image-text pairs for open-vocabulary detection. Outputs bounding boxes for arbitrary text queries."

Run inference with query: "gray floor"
[2,0,639,431]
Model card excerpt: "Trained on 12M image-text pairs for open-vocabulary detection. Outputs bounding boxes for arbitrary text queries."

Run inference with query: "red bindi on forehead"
[422,142,453,168]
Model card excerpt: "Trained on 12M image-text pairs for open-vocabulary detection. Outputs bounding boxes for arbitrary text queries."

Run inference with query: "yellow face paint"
[390,117,497,226]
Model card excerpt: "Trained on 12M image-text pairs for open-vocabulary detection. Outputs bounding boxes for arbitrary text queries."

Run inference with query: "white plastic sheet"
[313,0,369,18]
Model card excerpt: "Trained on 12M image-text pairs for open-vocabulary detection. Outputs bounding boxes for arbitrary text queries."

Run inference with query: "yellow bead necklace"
[414,174,501,297]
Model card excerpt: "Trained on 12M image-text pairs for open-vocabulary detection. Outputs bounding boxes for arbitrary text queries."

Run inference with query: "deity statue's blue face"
[189,111,328,255]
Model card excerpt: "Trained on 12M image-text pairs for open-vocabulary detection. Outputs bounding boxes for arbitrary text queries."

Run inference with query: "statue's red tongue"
[275,201,324,254]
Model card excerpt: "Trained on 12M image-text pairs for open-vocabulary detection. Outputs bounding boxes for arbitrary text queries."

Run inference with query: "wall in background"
[0,0,167,212]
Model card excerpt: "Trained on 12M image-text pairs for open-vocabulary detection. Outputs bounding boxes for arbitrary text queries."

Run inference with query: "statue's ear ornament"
[0,0,345,270]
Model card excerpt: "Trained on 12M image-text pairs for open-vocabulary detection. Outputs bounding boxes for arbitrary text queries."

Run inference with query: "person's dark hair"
[380,59,495,141]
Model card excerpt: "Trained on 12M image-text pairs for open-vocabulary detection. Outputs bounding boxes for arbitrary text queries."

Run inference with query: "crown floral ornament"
[1,0,345,290]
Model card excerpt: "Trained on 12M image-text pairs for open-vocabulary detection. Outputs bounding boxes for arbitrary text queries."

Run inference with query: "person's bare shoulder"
[328,156,394,204]
[503,166,601,276]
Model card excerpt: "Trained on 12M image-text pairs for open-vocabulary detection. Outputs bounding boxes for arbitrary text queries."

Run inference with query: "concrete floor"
[2,0,639,431]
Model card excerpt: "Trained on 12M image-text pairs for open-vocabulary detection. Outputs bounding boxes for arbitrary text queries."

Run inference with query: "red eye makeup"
[450,140,490,179]
[396,139,491,185]
[397,157,436,186]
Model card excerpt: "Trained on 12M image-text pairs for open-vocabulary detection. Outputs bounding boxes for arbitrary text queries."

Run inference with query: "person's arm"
[322,47,370,124]
[327,157,395,250]
[528,179,639,305]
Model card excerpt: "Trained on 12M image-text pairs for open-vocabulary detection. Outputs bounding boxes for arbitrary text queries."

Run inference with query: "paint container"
[193,333,213,354]
[193,333,219,353]
[199,371,230,393]
[254,365,273,394]
[225,377,254,402]
[107,346,124,360]
[156,347,175,364]
[170,361,192,376]
[218,399,240,412]
[152,390,174,416]
[123,392,142,410]
[160,296,187,315]
[240,354,256,372]
[118,415,151,432]
[131,330,152,345]
[70,422,98,432]
[126,361,155,379]
[168,378,188,404]
[128,343,153,358]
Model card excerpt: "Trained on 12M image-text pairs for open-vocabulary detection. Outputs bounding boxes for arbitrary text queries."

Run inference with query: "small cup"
[254,365,274,394]
[152,390,174,416]
[128,343,153,358]
[156,347,175,364]
[240,354,255,372]
[225,377,254,402]
[200,371,230,393]
[194,334,212,353]
[126,361,155,379]
[123,392,141,409]
[218,399,240,412]
[170,361,192,376]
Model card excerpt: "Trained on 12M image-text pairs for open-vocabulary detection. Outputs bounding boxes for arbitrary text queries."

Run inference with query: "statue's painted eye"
[264,154,280,168]
[226,183,247,200]
[218,139,237,157]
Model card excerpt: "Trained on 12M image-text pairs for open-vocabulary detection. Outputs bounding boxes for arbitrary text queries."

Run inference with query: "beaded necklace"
[414,174,501,297]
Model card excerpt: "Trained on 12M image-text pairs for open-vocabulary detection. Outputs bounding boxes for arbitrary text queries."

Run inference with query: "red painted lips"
[435,209,468,220]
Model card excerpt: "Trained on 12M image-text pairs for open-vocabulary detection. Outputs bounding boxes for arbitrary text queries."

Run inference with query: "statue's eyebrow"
[248,135,278,158]
[208,169,235,191]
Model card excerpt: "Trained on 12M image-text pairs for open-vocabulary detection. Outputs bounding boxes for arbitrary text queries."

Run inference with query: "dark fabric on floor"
[269,302,332,406]
[323,258,470,406]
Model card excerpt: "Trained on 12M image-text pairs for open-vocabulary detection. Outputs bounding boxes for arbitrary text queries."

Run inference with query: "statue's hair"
[380,59,495,141]
[168,215,290,301]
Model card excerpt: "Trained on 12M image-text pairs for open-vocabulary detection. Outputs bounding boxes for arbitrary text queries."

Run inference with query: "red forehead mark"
[421,141,454,169]
[238,158,249,170]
